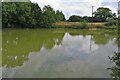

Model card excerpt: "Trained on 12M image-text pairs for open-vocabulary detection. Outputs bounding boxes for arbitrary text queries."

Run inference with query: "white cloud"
[30,0,119,19]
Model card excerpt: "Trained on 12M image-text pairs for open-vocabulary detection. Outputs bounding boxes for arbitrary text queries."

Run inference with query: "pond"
[2,29,118,78]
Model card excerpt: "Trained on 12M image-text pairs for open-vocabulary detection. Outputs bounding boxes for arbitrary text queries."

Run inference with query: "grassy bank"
[53,21,117,29]
[3,21,118,29]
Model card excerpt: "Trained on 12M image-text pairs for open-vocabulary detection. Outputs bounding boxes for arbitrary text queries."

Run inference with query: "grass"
[53,22,107,29]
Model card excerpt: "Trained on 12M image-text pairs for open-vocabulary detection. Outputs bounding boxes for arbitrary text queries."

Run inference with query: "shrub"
[108,52,120,78]
[81,20,88,29]
[105,20,118,26]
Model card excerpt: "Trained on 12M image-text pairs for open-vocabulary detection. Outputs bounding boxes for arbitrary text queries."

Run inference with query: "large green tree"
[94,7,113,22]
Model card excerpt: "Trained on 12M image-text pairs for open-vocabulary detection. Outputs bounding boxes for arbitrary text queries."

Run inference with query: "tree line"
[2,2,65,28]
[2,2,118,28]
[67,7,117,22]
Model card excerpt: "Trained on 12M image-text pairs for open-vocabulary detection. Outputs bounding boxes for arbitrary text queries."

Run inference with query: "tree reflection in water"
[2,29,117,69]
[2,29,118,78]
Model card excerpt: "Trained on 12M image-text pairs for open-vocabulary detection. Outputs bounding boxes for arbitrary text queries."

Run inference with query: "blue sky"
[30,0,119,19]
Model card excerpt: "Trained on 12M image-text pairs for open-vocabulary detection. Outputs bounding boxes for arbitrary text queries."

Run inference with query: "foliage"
[108,52,120,78]
[81,20,88,29]
[94,7,113,22]
[93,7,117,22]
[42,5,56,28]
[67,7,117,23]
[67,15,82,22]
[2,2,65,28]
[105,20,118,26]
[55,10,66,22]
[118,15,120,30]
[82,16,89,22]
[3,0,30,2]
[2,3,118,28]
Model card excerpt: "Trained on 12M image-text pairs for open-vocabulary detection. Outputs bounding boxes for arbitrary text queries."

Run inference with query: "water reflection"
[108,30,120,78]
[2,29,64,68]
[2,29,118,78]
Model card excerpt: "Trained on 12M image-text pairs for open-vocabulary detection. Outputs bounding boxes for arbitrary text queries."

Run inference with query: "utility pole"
[91,6,94,26]
[89,6,94,52]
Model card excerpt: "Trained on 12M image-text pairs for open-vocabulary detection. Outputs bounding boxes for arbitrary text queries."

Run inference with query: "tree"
[108,52,120,78]
[16,2,33,28]
[94,7,113,22]
[82,16,88,21]
[42,5,56,27]
[112,13,117,20]
[67,15,82,22]
[55,10,65,22]
[2,2,17,27]
[2,3,65,28]
[3,0,30,2]
[31,3,42,28]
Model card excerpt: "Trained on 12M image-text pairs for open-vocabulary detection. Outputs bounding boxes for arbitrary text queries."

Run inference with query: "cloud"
[101,2,118,14]
[30,0,119,19]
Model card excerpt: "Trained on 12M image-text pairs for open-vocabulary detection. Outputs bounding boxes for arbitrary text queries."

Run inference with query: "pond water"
[2,29,118,78]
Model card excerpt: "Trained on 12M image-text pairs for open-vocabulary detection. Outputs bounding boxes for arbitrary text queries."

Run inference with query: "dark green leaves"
[2,3,65,28]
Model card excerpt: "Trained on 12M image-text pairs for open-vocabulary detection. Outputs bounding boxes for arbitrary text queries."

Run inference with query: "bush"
[105,20,118,26]
[67,15,82,22]
[108,52,120,78]
[81,20,88,29]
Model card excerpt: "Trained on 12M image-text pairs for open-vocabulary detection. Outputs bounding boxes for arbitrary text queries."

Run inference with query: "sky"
[30,0,119,19]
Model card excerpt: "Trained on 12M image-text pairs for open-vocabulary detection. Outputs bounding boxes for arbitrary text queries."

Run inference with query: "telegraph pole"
[91,6,94,26]
[89,6,94,52]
